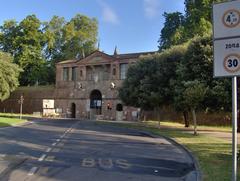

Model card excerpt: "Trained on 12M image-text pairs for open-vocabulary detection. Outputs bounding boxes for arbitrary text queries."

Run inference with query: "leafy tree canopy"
[119,44,188,110]
[0,14,98,85]
[0,51,21,101]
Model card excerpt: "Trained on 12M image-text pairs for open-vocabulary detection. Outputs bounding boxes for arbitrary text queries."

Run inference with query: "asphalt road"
[0,119,198,181]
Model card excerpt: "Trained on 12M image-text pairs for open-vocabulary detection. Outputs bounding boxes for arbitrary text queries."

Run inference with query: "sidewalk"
[99,120,240,144]
[159,124,240,144]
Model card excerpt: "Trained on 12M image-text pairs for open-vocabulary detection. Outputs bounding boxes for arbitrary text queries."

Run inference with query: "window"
[63,67,69,81]
[72,67,77,81]
[80,70,83,77]
[120,64,128,79]
[112,68,116,76]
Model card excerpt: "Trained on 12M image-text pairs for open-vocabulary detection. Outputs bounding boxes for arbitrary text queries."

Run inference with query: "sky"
[0,0,185,55]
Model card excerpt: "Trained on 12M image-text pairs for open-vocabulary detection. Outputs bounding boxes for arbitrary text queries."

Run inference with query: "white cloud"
[98,0,119,25]
[144,0,160,19]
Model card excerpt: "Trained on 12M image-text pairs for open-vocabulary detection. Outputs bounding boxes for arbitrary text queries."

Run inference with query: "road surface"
[0,119,198,181]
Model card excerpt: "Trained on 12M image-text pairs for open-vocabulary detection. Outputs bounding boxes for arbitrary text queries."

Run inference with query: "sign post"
[18,95,24,120]
[213,1,240,180]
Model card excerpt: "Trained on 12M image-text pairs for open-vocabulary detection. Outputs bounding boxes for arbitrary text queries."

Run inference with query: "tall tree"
[119,44,187,121]
[158,0,224,51]
[16,15,47,85]
[158,12,184,50]
[174,36,231,114]
[0,52,21,101]
[0,14,99,85]
[62,14,98,59]
[43,16,66,61]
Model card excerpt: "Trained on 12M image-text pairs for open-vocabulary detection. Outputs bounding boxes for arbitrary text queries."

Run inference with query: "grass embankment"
[98,121,238,181]
[0,113,41,118]
[0,117,27,127]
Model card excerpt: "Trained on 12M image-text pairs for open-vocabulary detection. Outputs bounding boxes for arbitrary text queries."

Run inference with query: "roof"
[56,59,78,65]
[56,50,157,65]
[114,51,156,59]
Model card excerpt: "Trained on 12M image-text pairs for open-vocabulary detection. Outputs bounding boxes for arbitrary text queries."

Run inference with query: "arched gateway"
[71,103,76,118]
[90,89,102,119]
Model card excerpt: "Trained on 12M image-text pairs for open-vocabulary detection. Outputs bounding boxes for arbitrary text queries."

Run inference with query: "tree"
[158,0,224,51]
[158,12,184,50]
[43,16,66,61]
[119,58,158,121]
[0,14,99,85]
[183,81,207,135]
[119,44,187,121]
[173,36,231,130]
[0,52,21,101]
[61,14,98,59]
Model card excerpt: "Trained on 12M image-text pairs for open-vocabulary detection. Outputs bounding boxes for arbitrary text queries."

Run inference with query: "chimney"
[114,46,118,56]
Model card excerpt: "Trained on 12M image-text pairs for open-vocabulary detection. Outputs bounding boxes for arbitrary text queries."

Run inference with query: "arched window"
[112,68,116,76]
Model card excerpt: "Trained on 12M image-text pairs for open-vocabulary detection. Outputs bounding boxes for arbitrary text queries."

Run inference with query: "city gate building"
[54,50,154,121]
[0,49,155,121]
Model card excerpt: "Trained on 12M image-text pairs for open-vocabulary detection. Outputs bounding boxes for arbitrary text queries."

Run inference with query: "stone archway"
[71,103,76,118]
[90,89,102,119]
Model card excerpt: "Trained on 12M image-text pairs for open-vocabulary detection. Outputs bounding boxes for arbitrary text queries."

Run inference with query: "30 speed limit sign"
[214,38,240,77]
[223,54,240,73]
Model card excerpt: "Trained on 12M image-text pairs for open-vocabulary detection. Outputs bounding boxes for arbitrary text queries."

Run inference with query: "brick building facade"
[0,50,155,121]
[54,50,154,121]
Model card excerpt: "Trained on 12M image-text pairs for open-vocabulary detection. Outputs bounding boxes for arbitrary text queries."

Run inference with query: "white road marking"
[56,139,60,142]
[46,148,52,152]
[52,142,57,146]
[38,154,47,161]
[46,156,55,162]
[28,167,38,176]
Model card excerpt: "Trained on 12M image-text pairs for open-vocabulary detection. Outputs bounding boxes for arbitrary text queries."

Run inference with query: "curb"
[138,130,202,181]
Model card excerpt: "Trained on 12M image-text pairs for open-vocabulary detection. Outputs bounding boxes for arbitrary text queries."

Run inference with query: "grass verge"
[97,121,238,181]
[0,113,41,118]
[0,117,27,127]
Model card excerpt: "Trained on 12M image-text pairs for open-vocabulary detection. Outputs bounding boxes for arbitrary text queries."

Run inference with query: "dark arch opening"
[90,89,102,115]
[71,103,76,118]
[116,104,123,111]
[112,68,116,76]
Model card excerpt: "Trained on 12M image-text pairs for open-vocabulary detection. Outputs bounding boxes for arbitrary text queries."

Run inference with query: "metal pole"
[20,102,22,120]
[232,76,238,181]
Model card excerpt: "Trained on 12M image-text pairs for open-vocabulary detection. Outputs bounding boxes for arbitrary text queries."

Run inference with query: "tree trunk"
[143,112,146,122]
[183,111,189,127]
[191,108,197,135]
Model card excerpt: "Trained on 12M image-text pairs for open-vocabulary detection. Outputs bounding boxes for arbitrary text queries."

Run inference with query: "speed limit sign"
[223,54,240,73]
[213,2,240,180]
[213,1,240,77]
[222,9,240,28]
[213,1,240,39]
[214,38,240,77]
